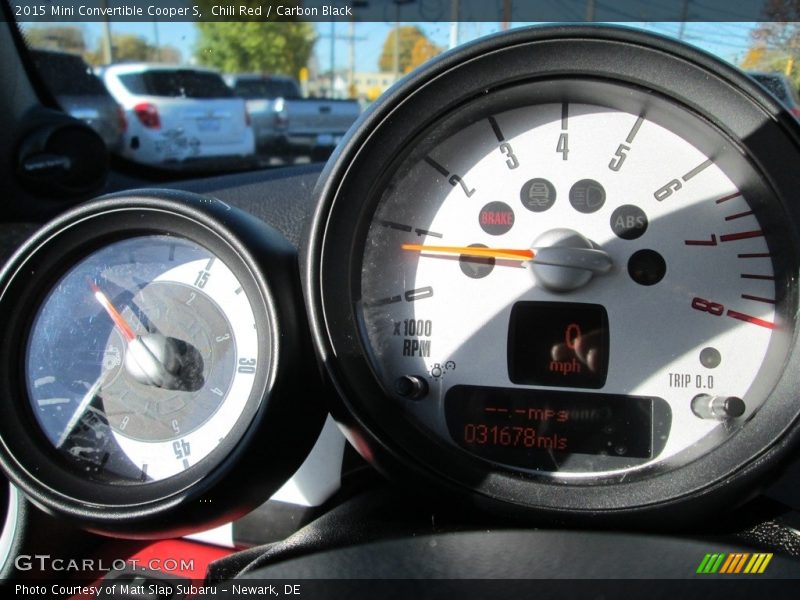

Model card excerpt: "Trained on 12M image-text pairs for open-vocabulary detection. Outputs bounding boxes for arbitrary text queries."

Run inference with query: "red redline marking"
[738,252,772,259]
[726,309,776,330]
[741,274,775,280]
[725,210,754,221]
[495,408,509,413]
[685,235,718,246]
[720,230,764,242]
[715,192,742,204]
[741,294,776,305]
[484,408,497,413]
[514,409,526,414]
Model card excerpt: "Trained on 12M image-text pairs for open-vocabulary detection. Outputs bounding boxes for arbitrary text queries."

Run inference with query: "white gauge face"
[359,100,784,476]
[27,235,263,483]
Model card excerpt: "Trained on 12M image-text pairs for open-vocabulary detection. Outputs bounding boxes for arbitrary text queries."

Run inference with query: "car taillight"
[133,102,160,129]
[791,106,800,119]
[116,105,127,133]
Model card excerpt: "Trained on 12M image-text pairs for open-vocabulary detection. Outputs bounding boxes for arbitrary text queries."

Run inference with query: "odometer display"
[445,386,668,470]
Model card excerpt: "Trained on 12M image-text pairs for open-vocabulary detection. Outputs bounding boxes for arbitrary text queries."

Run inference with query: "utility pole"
[348,19,356,98]
[152,22,160,62]
[678,0,690,40]
[449,0,459,49]
[330,21,336,97]
[101,0,113,64]
[391,0,416,82]
[393,4,400,82]
[585,0,595,22]
[317,26,366,98]
[501,0,511,30]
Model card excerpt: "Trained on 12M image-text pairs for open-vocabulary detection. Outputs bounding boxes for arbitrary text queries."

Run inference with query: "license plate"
[197,118,221,132]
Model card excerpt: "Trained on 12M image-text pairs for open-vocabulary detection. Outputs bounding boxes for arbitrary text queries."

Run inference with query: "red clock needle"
[89,281,136,342]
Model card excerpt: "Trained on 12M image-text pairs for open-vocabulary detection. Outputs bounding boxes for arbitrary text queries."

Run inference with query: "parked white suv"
[101,64,255,167]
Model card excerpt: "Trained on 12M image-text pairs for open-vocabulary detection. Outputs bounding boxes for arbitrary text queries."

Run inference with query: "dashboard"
[1,19,800,594]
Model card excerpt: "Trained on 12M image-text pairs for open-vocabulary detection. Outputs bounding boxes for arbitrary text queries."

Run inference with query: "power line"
[683,33,752,50]
[690,0,767,22]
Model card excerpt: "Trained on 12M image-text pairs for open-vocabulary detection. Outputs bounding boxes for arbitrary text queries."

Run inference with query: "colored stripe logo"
[696,553,773,574]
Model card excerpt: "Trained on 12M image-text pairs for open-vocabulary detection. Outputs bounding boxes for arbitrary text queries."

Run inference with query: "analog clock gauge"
[27,235,260,483]
[0,193,323,536]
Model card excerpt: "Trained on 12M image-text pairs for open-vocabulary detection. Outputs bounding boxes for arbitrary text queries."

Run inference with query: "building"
[352,72,398,102]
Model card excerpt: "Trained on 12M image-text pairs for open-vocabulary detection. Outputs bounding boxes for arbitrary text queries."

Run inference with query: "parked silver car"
[226,74,360,161]
[101,64,255,167]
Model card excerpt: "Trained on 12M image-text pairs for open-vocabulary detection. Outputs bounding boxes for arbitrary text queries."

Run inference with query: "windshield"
[117,70,234,98]
[232,78,302,100]
[10,0,798,173]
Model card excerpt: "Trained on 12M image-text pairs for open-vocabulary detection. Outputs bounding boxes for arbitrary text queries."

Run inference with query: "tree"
[379,26,438,73]
[24,26,87,54]
[748,1,800,82]
[84,34,181,66]
[740,44,795,78]
[194,22,315,76]
[110,34,152,62]
[193,1,315,77]
[407,36,442,73]
[157,46,182,64]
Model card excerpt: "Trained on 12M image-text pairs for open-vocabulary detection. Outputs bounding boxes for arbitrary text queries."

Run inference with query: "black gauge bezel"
[355,78,794,478]
[307,25,800,519]
[0,192,325,537]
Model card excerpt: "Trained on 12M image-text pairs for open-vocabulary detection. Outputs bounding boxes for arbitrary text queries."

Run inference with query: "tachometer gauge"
[308,26,800,519]
[0,193,324,537]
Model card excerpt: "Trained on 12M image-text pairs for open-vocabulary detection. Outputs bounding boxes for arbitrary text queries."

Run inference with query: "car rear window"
[118,70,234,98]
[233,79,301,100]
[31,50,108,96]
[751,75,790,102]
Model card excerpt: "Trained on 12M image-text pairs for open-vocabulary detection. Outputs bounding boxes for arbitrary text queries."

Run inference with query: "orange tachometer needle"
[89,281,136,342]
[401,243,535,261]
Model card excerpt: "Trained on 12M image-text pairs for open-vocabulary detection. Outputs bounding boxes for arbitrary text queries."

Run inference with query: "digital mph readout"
[507,302,609,388]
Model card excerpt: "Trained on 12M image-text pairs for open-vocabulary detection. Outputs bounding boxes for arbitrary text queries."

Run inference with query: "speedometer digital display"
[507,302,609,388]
